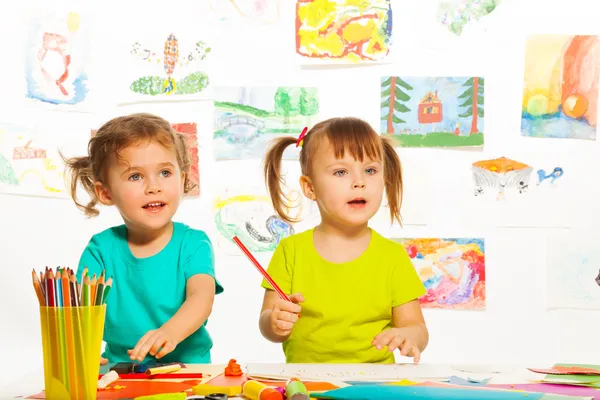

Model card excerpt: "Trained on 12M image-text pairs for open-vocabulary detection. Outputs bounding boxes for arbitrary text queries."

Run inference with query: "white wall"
[2,0,600,392]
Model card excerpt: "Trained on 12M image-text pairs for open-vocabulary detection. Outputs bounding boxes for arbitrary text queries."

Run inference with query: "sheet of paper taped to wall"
[245,363,456,382]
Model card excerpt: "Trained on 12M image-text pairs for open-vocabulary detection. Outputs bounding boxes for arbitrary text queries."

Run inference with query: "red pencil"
[232,236,291,302]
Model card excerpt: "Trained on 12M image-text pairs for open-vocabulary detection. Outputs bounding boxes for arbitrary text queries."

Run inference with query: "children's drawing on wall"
[472,157,564,200]
[213,87,319,160]
[209,0,280,24]
[25,8,90,108]
[547,233,600,310]
[128,34,211,98]
[392,238,486,309]
[380,77,484,148]
[0,123,68,198]
[213,187,305,253]
[172,123,200,197]
[438,0,502,36]
[521,35,599,140]
[295,0,392,64]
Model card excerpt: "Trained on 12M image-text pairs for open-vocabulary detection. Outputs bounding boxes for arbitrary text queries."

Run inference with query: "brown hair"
[63,113,194,217]
[264,117,403,225]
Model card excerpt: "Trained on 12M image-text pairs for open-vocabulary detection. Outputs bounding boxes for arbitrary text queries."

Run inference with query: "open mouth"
[348,198,367,205]
[142,202,166,211]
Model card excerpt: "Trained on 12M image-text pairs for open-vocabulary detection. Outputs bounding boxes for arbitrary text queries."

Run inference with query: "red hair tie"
[296,127,308,148]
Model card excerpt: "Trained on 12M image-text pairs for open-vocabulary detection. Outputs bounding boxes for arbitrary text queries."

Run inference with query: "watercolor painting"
[438,0,502,36]
[213,87,319,160]
[213,187,305,253]
[472,157,565,200]
[295,0,393,64]
[0,123,67,197]
[392,238,486,309]
[128,34,211,97]
[521,35,599,140]
[25,8,90,107]
[172,123,200,197]
[209,0,280,23]
[381,77,484,147]
[547,234,600,310]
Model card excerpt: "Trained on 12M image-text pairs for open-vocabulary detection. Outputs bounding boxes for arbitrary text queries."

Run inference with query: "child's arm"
[259,289,303,343]
[372,300,429,363]
[128,274,215,361]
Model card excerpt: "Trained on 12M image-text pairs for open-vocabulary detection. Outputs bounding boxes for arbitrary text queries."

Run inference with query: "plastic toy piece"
[192,383,242,396]
[224,359,243,376]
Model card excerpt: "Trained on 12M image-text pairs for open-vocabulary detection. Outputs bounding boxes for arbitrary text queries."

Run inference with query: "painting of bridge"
[213,86,319,160]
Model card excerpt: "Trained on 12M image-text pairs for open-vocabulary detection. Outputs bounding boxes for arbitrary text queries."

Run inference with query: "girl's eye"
[128,173,142,181]
[334,170,347,177]
[161,170,172,177]
[366,168,377,175]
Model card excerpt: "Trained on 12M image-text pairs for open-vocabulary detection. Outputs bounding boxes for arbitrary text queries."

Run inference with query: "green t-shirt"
[261,228,426,363]
[76,222,223,363]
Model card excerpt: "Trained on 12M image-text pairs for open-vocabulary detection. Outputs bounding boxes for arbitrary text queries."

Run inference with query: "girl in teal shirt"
[65,113,223,364]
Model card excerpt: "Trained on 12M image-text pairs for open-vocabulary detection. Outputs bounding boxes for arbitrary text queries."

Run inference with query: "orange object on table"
[224,359,243,376]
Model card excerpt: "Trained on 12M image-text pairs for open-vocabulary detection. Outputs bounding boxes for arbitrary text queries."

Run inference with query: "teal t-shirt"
[76,222,223,364]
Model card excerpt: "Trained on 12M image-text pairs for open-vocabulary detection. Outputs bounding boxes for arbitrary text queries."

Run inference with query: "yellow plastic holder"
[39,305,106,400]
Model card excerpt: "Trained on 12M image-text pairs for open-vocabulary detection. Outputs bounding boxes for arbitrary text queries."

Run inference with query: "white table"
[0,363,543,399]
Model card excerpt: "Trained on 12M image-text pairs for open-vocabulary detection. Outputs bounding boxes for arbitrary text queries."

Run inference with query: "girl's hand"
[270,293,304,337]
[372,326,424,363]
[128,327,179,362]
[100,356,109,366]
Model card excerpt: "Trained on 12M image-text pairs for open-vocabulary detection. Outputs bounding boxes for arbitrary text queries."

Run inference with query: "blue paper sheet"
[310,385,544,399]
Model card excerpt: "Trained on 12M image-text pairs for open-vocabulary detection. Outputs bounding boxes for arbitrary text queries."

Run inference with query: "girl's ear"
[299,175,316,201]
[94,182,114,206]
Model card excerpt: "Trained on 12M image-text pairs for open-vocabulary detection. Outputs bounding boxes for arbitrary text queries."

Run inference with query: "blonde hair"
[63,113,194,217]
[264,117,403,225]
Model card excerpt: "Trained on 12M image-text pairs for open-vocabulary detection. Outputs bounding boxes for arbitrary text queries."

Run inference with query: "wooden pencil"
[70,274,79,307]
[90,274,97,307]
[46,270,56,307]
[62,270,71,308]
[82,275,91,306]
[102,278,113,305]
[95,274,105,306]
[32,269,44,306]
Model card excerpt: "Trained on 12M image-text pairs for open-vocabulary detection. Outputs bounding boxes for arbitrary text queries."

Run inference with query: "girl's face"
[94,141,185,234]
[300,138,384,229]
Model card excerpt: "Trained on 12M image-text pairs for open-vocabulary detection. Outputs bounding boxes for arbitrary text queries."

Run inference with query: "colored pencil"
[90,274,97,306]
[46,270,56,307]
[82,275,91,307]
[62,270,71,308]
[95,274,105,306]
[233,235,291,302]
[32,269,44,306]
[102,277,113,304]
[70,274,79,307]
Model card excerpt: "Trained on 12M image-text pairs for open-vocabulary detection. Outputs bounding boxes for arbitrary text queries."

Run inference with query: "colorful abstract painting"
[438,0,502,36]
[472,157,564,200]
[128,34,211,97]
[295,0,393,64]
[25,8,90,108]
[213,87,319,160]
[521,35,599,140]
[547,233,600,310]
[381,77,484,147]
[0,123,67,197]
[392,238,486,309]
[213,187,302,253]
[209,0,280,23]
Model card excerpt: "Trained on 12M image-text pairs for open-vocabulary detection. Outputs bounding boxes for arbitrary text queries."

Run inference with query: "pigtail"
[62,154,100,218]
[264,136,299,224]
[381,137,403,226]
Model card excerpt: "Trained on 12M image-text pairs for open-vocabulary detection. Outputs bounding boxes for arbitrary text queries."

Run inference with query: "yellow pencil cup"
[39,306,106,400]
